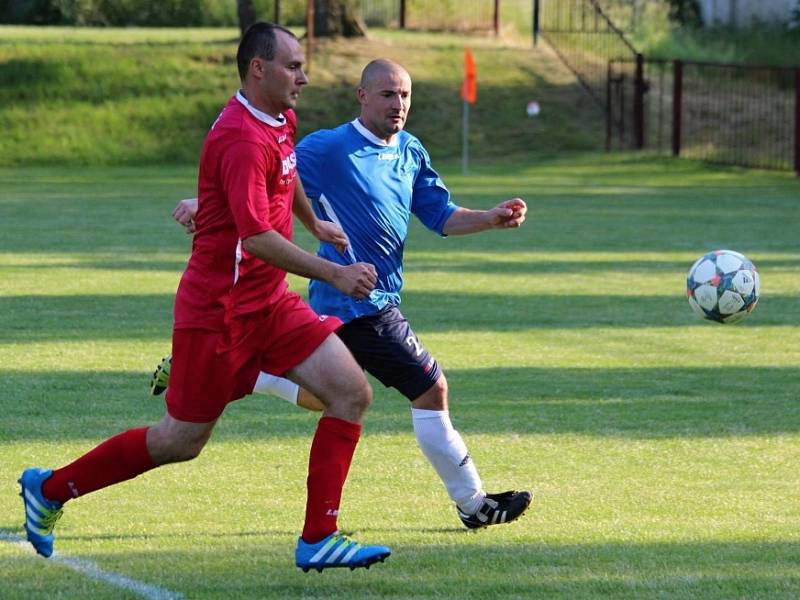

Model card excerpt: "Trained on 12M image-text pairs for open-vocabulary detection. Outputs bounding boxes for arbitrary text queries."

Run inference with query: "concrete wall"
[698,0,797,26]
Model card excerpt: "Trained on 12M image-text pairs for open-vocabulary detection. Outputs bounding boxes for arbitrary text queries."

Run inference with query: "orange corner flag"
[461,47,477,104]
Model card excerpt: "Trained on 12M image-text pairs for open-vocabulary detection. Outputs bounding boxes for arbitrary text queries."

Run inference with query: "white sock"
[411,408,485,514]
[253,372,300,405]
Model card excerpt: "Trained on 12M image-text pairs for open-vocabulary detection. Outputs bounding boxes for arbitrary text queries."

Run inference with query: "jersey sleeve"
[220,139,273,240]
[410,143,458,236]
[295,132,324,201]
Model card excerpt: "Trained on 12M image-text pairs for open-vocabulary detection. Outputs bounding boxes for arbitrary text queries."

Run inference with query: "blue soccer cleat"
[295,531,391,572]
[19,467,64,558]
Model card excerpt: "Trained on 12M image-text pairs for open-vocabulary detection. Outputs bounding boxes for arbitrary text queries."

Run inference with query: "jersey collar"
[236,90,286,128]
[351,118,399,147]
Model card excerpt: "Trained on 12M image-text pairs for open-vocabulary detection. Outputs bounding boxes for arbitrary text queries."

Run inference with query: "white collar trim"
[351,118,398,147]
[236,90,286,127]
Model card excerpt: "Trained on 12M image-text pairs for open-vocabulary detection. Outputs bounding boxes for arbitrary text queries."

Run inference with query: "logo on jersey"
[281,152,297,175]
[319,315,329,322]
[378,152,400,161]
[277,134,287,144]
[279,151,297,186]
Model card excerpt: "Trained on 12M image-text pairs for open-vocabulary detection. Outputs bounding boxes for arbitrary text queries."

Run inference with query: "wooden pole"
[306,0,314,74]
[493,0,500,36]
[633,53,645,150]
[274,0,281,24]
[795,68,800,176]
[672,60,683,157]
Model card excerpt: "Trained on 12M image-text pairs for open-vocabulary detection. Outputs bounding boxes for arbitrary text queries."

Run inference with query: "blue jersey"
[297,119,458,323]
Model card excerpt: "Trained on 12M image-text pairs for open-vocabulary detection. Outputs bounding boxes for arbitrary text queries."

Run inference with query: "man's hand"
[173,198,198,234]
[311,219,349,255]
[331,262,377,300]
[442,198,528,236]
[486,198,527,229]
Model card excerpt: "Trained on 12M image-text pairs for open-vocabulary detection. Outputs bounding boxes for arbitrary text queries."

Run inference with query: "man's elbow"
[242,235,261,254]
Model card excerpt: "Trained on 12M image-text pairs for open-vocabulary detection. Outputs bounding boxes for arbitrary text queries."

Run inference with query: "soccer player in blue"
[159,58,532,528]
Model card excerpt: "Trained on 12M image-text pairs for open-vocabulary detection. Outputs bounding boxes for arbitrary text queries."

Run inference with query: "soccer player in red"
[18,22,391,572]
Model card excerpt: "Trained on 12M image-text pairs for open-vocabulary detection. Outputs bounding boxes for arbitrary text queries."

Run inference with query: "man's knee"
[327,370,372,413]
[147,418,213,464]
[412,375,448,410]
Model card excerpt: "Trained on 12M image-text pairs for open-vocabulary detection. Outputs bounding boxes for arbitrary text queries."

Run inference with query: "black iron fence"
[610,59,799,172]
[537,0,800,174]
[535,0,646,149]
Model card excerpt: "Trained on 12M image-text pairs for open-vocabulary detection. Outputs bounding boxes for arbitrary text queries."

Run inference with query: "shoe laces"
[38,504,63,532]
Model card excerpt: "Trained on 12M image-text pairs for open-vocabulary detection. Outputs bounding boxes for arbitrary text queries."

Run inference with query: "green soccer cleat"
[149,355,171,396]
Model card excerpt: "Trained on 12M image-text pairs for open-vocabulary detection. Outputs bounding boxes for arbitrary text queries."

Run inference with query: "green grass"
[634,24,800,67]
[0,25,602,166]
[1,155,799,598]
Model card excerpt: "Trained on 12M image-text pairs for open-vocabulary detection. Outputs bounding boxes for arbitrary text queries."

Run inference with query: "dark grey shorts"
[337,305,442,401]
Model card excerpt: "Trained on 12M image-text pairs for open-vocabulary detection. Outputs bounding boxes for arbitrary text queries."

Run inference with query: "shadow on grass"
[1,528,798,599]
[0,291,794,343]
[1,366,797,441]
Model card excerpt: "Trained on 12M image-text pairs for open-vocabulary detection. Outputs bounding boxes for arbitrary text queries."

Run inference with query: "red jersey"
[174,92,298,330]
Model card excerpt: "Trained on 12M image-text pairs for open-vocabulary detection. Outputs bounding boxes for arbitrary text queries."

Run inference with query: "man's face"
[358,68,412,142]
[254,31,308,114]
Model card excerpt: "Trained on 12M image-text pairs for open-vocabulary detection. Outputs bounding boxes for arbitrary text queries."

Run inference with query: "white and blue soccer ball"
[686,250,760,323]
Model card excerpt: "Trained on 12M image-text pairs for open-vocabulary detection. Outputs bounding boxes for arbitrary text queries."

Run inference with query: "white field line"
[0,531,184,600]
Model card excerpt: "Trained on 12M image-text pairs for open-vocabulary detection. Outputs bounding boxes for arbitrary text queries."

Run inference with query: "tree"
[314,0,366,37]
[237,0,256,37]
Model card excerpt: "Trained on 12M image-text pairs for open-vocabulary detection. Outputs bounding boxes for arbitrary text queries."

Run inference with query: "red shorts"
[166,291,342,423]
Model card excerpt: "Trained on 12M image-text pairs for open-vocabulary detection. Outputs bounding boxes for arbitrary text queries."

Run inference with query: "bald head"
[357,59,412,143]
[359,59,411,91]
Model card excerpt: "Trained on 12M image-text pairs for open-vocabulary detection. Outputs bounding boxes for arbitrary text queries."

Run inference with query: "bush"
[0,0,307,26]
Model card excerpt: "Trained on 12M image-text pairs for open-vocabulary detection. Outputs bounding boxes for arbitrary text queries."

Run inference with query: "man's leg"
[410,376,532,528]
[337,307,532,529]
[20,415,215,557]
[285,333,390,571]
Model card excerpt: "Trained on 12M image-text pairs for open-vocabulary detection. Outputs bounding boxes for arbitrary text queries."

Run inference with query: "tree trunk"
[314,0,366,37]
[237,0,257,37]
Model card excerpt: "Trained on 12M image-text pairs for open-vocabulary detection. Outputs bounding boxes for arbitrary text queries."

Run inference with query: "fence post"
[672,60,683,157]
[399,0,406,29]
[606,60,612,151]
[305,0,313,73]
[795,68,800,176]
[533,0,539,47]
[494,0,501,36]
[274,0,280,24]
[634,53,645,150]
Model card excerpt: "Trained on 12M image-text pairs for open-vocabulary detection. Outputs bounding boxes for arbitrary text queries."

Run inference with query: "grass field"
[1,155,799,598]
[0,25,601,167]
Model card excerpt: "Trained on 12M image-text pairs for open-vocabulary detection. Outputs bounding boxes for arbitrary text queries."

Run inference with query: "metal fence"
[535,0,645,147]
[537,0,800,174]
[359,0,499,32]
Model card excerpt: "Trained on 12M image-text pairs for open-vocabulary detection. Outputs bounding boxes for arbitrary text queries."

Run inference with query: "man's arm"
[171,183,349,255]
[242,231,376,299]
[442,198,527,236]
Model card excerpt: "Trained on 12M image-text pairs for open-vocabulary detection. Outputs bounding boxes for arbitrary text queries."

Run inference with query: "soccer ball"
[686,250,760,323]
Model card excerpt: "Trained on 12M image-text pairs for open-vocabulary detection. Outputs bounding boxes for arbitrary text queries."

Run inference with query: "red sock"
[42,427,156,504]
[301,416,361,543]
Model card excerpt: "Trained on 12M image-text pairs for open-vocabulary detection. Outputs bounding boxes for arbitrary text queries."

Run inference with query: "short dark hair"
[236,22,297,81]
